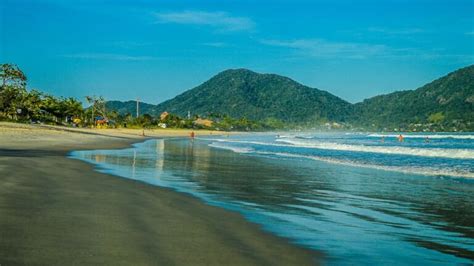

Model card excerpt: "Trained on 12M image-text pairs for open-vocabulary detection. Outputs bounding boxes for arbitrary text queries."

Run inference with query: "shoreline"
[0,122,320,265]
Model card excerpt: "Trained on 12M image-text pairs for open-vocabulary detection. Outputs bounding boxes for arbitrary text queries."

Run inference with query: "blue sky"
[1,0,473,104]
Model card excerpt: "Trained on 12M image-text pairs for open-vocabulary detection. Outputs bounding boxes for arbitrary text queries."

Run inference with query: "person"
[425,136,430,143]
[190,131,195,139]
[381,136,385,143]
[398,134,404,142]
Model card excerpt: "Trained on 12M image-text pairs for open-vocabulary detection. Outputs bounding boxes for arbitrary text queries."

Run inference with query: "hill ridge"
[105,65,474,131]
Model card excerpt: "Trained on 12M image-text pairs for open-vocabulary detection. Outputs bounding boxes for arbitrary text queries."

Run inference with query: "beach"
[0,122,318,265]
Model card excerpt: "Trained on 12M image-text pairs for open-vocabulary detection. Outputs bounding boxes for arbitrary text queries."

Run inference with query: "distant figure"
[398,134,404,142]
[425,136,430,143]
[190,131,195,139]
[141,129,145,137]
[381,136,385,143]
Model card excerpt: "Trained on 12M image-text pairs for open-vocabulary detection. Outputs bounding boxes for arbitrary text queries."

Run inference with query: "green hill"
[105,100,158,117]
[154,69,351,124]
[352,65,474,131]
[105,65,474,131]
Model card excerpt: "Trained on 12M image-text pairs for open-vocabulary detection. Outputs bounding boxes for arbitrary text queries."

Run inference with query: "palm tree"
[85,95,106,125]
[62,97,83,122]
[41,95,60,122]
[23,89,43,120]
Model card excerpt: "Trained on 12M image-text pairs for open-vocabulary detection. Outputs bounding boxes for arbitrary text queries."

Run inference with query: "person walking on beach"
[190,131,195,139]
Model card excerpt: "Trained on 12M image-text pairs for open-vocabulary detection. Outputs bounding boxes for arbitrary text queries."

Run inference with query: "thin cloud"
[153,10,255,32]
[260,39,389,59]
[201,42,227,47]
[63,53,158,61]
[261,39,474,63]
[109,41,153,49]
[368,27,426,35]
[466,31,474,35]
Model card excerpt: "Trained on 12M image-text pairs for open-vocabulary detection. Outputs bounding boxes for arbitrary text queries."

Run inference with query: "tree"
[23,89,43,120]
[85,95,105,125]
[0,86,26,120]
[0,64,28,120]
[41,95,61,122]
[0,64,27,88]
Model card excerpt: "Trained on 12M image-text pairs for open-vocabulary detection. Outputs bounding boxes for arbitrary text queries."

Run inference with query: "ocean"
[70,132,474,265]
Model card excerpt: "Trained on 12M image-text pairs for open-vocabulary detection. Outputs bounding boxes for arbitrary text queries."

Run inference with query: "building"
[160,111,169,121]
[194,118,213,127]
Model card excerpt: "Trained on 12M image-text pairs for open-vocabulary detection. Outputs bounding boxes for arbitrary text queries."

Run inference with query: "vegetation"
[106,100,159,116]
[154,69,351,124]
[109,66,473,132]
[351,65,474,131]
[0,64,82,123]
[2,63,473,132]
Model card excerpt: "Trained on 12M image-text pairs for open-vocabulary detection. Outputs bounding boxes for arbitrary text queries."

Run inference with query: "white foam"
[367,134,474,140]
[208,142,254,154]
[275,138,474,159]
[204,139,474,178]
[253,151,474,179]
[209,140,474,178]
[209,143,474,178]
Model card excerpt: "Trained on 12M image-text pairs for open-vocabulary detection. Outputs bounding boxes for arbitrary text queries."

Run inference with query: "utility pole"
[136,98,140,118]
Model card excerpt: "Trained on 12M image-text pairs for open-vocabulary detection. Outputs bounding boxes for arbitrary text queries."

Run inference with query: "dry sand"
[0,122,319,265]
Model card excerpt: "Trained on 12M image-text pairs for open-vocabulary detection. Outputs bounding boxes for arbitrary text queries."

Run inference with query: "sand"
[0,122,319,265]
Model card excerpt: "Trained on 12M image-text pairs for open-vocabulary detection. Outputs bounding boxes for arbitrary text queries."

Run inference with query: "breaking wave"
[367,134,474,140]
[275,138,474,159]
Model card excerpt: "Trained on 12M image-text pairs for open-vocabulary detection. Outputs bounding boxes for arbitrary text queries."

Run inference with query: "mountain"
[154,69,351,123]
[106,100,158,117]
[105,65,474,131]
[352,65,474,131]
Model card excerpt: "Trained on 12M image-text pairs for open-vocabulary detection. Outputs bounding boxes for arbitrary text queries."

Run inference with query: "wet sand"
[0,122,319,265]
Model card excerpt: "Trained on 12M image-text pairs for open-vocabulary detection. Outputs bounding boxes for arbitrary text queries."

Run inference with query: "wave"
[207,144,474,178]
[208,142,254,154]
[367,134,474,140]
[275,138,474,159]
[261,151,474,179]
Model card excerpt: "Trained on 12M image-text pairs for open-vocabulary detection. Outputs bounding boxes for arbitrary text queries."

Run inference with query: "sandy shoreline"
[0,122,319,265]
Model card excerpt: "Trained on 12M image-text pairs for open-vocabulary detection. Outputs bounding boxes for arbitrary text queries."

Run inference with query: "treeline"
[0,64,83,124]
[109,112,275,131]
[0,63,273,131]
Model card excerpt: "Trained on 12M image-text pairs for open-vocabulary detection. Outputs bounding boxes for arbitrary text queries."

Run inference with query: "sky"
[1,0,473,104]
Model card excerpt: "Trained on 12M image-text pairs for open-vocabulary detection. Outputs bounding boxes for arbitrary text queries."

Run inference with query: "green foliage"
[0,63,85,124]
[428,112,445,123]
[106,100,158,117]
[105,69,352,129]
[0,64,27,88]
[105,66,474,131]
[351,65,474,131]
[2,62,473,132]
[155,69,351,124]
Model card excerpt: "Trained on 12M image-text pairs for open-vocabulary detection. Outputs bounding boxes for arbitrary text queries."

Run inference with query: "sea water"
[70,132,474,265]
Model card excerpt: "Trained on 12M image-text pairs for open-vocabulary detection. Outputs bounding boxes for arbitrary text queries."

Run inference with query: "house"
[193,118,213,127]
[160,111,169,121]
